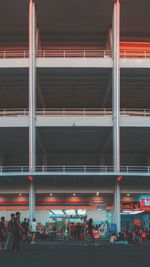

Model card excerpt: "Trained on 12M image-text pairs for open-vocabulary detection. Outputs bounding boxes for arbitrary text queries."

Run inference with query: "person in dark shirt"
[22,218,29,244]
[4,213,15,251]
[0,217,7,250]
[12,212,24,251]
[85,218,96,246]
[76,223,81,240]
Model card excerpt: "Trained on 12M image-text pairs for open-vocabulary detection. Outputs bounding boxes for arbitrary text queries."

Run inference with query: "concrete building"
[0,0,150,233]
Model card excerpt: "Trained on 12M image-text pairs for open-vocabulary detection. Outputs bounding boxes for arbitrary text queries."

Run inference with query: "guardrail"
[0,50,111,58]
[0,50,29,58]
[37,50,112,58]
[120,50,150,58]
[0,108,150,117]
[0,165,150,173]
[0,50,150,59]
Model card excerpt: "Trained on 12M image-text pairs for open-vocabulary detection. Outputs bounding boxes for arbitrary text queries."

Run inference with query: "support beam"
[106,27,113,50]
[101,73,111,108]
[36,28,42,50]
[37,77,46,108]
[29,0,36,223]
[112,0,121,233]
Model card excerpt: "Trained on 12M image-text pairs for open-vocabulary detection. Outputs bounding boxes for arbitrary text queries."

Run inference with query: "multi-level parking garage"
[0,0,150,233]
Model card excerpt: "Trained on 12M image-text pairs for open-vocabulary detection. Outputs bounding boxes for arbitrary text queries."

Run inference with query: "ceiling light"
[49,194,53,196]
[73,193,76,196]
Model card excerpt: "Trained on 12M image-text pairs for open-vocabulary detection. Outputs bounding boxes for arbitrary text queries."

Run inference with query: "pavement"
[0,240,150,267]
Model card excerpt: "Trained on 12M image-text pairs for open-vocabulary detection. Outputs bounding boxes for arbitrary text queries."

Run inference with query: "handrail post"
[63,166,65,173]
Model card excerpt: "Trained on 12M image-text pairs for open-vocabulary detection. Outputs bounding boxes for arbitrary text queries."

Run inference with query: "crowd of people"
[1,212,150,251]
[0,212,37,252]
[110,229,150,244]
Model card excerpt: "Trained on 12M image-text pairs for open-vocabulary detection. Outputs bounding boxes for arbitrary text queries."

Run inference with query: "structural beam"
[29,0,36,222]
[112,0,121,233]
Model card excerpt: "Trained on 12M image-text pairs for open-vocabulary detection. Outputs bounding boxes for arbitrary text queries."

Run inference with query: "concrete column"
[29,0,36,222]
[112,0,121,233]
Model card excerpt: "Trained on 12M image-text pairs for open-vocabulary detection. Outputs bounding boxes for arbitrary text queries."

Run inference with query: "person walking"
[0,217,7,251]
[4,213,15,251]
[30,218,37,244]
[12,212,24,252]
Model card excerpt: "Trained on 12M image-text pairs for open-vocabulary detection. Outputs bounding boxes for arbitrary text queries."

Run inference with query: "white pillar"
[112,0,121,233]
[29,0,36,222]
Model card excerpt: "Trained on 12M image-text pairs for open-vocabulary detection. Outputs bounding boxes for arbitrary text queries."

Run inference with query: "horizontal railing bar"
[0,49,150,58]
[0,165,150,173]
[0,108,150,116]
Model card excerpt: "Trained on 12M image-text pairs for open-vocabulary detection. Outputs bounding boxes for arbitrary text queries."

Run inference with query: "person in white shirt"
[30,218,37,244]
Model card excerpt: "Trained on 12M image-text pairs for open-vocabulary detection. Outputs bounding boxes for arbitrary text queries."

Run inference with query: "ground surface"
[0,240,149,267]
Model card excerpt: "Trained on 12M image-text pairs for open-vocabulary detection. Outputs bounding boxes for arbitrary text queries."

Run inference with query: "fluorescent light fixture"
[121,210,144,215]
[77,210,86,216]
[65,210,76,216]
[51,210,65,216]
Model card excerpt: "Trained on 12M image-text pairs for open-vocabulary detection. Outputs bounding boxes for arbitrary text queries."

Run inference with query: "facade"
[0,0,150,233]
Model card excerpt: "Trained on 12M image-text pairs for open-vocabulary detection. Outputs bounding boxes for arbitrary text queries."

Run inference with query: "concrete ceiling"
[0,68,150,109]
[0,0,150,46]
[0,127,149,159]
[121,0,150,41]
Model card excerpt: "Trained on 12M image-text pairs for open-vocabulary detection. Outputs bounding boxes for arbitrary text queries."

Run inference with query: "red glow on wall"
[117,176,122,183]
[28,175,33,181]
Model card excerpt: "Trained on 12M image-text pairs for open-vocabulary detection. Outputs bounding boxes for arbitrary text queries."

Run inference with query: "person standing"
[12,212,24,252]
[30,218,37,244]
[4,213,15,251]
[22,218,29,244]
[0,217,7,251]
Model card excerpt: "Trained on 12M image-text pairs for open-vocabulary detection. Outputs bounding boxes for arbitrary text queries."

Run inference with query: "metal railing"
[0,50,29,58]
[0,108,150,117]
[120,50,150,58]
[0,165,150,173]
[37,50,112,58]
[0,49,150,59]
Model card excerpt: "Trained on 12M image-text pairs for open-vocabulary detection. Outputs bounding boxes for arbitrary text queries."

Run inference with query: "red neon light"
[28,175,33,181]
[117,176,122,183]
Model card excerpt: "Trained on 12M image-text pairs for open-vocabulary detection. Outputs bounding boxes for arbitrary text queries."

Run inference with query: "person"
[110,232,117,243]
[0,217,7,250]
[85,218,96,246]
[4,213,15,251]
[12,212,24,252]
[76,223,81,240]
[22,218,29,244]
[30,218,37,244]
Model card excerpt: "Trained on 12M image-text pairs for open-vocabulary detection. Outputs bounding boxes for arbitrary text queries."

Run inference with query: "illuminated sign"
[65,210,76,216]
[142,199,150,206]
[77,210,86,216]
